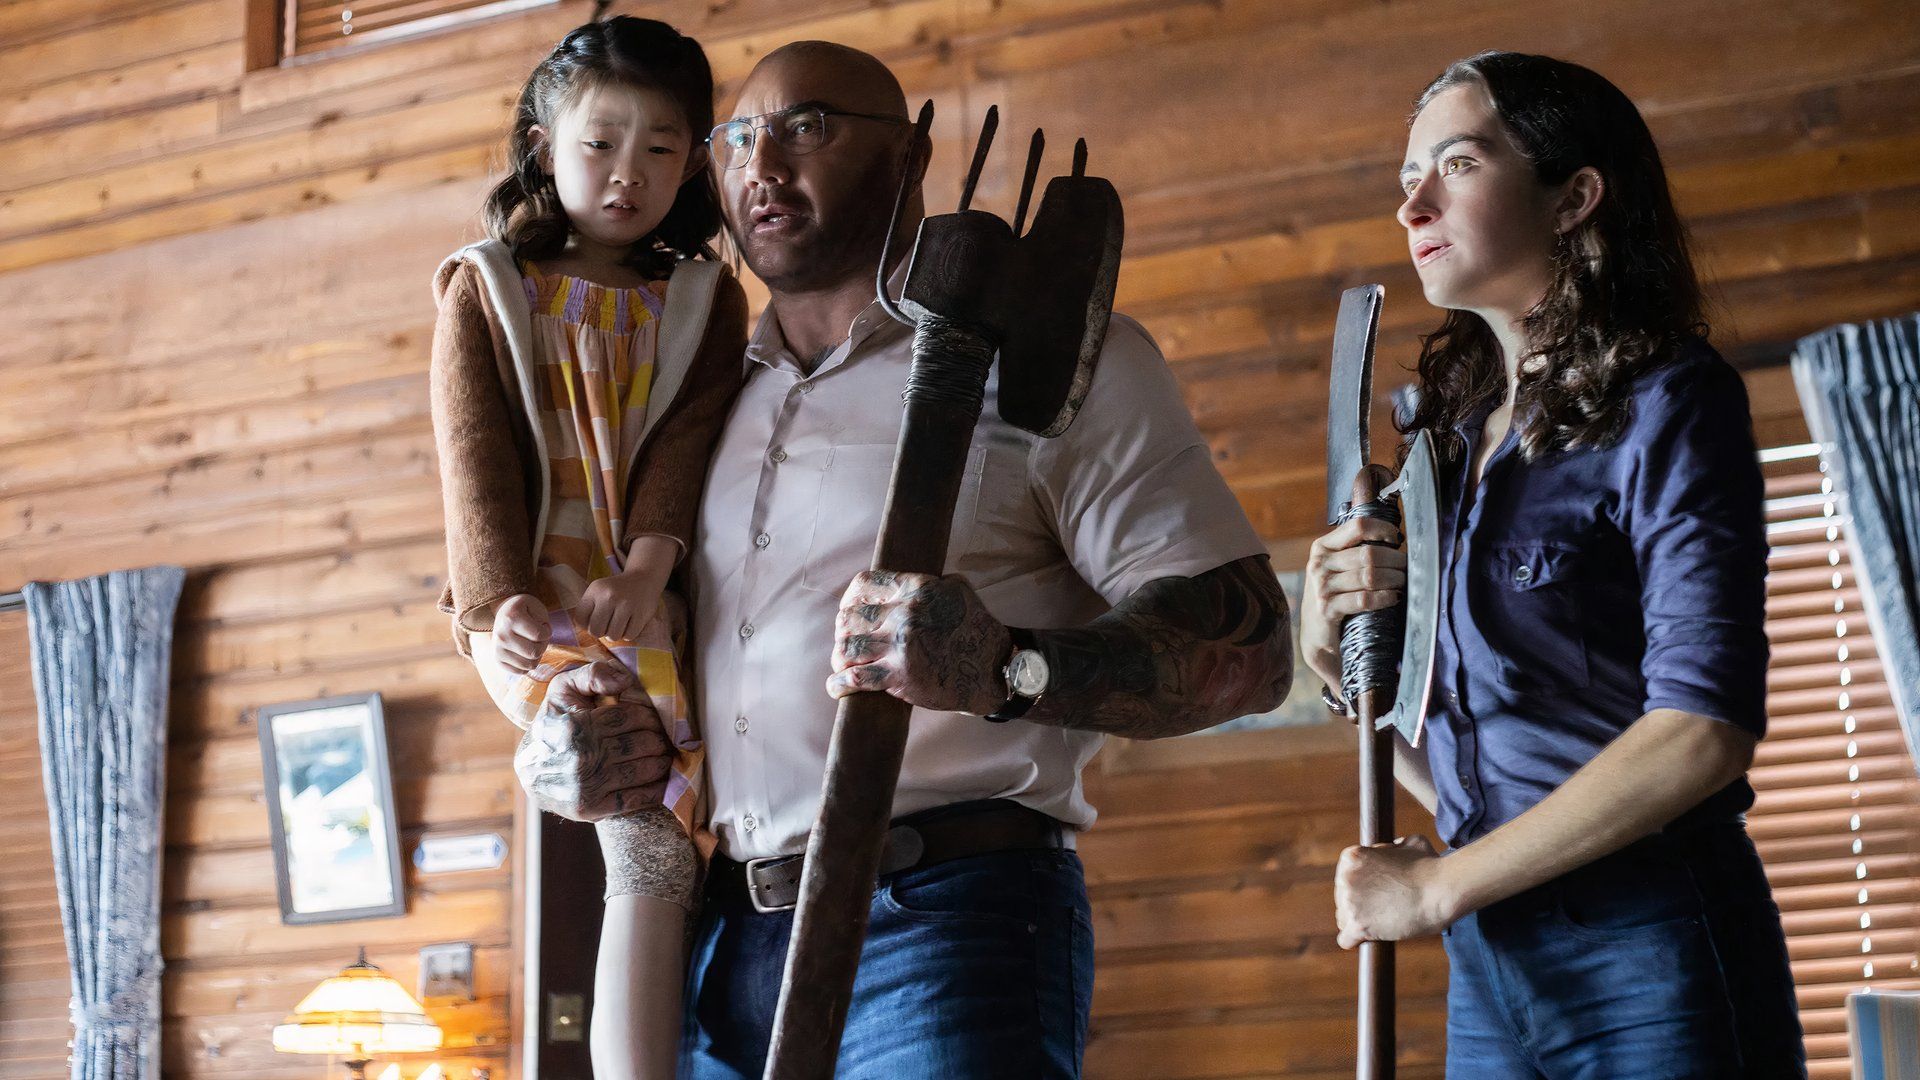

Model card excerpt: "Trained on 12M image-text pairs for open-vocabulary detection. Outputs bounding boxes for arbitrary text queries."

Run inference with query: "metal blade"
[1325,285,1384,523]
[1379,428,1440,745]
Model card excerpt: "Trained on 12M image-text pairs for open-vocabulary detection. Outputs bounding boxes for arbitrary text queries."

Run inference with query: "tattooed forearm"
[1022,554,1293,739]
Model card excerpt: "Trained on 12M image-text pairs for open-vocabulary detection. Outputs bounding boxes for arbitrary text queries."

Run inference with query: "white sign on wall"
[413,833,507,874]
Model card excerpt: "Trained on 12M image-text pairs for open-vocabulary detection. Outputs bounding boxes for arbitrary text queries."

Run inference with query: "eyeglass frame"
[707,102,911,170]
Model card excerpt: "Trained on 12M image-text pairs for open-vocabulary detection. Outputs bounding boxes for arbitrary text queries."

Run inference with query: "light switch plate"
[419,941,475,1002]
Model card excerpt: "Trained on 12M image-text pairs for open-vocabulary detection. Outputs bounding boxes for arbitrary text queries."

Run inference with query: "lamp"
[272,948,444,1080]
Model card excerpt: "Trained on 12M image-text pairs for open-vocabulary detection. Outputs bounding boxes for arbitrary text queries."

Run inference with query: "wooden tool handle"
[764,318,997,1080]
[764,690,914,1079]
[1355,689,1396,1080]
[1341,464,1400,1080]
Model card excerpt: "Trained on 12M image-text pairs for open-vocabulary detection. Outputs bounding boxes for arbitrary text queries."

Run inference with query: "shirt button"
[1459,771,1472,787]
[770,447,788,463]
[739,623,754,639]
[1514,564,1533,584]
[734,716,749,734]
[742,814,758,833]
[754,532,771,549]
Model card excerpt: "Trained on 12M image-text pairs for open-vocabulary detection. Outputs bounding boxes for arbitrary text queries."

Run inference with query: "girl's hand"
[1300,514,1408,693]
[578,573,664,642]
[578,534,679,642]
[494,593,552,674]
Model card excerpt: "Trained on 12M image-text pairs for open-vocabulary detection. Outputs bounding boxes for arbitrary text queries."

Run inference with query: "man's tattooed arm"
[825,554,1293,739]
[1021,554,1293,738]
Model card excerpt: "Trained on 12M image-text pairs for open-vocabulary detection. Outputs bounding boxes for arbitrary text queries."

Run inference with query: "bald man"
[675,42,1294,1076]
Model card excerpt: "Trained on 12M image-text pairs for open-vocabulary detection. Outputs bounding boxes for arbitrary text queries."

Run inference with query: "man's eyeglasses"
[707,104,909,170]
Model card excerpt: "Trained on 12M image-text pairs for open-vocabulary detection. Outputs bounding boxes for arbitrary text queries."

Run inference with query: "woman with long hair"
[1301,52,1805,1076]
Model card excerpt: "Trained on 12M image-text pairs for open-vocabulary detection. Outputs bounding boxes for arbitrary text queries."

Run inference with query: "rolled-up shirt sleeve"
[1627,358,1770,735]
[1029,314,1267,605]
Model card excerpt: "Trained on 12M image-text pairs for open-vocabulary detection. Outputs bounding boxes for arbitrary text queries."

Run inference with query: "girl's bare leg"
[591,806,697,1080]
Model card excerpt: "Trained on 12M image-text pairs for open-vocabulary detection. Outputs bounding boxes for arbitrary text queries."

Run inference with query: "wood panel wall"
[1,0,1916,1077]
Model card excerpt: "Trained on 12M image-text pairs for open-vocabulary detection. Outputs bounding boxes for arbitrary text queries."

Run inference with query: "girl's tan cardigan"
[428,240,747,653]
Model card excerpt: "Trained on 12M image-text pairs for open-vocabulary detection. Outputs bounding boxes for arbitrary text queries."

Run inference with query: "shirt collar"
[745,259,913,377]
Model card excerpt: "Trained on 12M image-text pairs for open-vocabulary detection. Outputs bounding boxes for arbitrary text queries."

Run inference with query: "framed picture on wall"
[256,692,406,924]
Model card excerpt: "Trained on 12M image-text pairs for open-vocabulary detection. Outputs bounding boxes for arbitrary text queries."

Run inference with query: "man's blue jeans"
[679,848,1094,1079]
[1443,823,1806,1078]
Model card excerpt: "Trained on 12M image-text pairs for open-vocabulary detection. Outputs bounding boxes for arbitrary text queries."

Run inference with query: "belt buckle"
[744,855,800,914]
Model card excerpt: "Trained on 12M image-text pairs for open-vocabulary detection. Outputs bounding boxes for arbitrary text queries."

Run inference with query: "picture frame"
[256,692,407,924]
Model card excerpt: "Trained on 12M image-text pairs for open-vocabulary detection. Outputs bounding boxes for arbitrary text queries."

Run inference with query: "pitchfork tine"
[957,105,999,212]
[877,100,936,327]
[1072,137,1088,178]
[1013,128,1044,237]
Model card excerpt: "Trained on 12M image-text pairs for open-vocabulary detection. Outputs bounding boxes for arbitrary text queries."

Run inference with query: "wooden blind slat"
[1770,637,1877,669]
[1765,682,1892,719]
[1765,611,1878,645]
[1751,777,1916,816]
[1768,588,1864,620]
[1769,533,1853,563]
[1751,802,1920,843]
[1770,564,1857,596]
[1763,705,1901,743]
[1766,658,1885,694]
[1754,730,1908,770]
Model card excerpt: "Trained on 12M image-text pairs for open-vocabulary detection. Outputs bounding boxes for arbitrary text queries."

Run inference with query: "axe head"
[885,103,1124,440]
[1325,284,1385,523]
[998,172,1123,437]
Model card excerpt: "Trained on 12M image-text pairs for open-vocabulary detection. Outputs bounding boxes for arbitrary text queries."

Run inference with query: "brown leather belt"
[706,799,1068,914]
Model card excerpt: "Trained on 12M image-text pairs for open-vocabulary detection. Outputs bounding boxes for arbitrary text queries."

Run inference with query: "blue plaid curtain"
[1793,315,1920,772]
[25,567,186,1080]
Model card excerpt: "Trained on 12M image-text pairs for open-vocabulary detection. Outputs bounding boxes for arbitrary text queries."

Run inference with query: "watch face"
[1009,650,1050,697]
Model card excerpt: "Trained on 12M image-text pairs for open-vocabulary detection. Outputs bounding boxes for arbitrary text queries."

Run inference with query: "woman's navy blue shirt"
[1423,340,1770,848]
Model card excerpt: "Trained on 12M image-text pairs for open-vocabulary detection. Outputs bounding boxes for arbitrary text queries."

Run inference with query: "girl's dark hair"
[483,16,720,276]
[1400,51,1706,461]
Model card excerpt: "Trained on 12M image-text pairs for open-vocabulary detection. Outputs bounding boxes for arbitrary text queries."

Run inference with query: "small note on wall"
[414,833,507,874]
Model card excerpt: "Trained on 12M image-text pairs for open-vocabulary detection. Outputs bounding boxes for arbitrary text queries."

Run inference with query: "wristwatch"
[986,627,1050,723]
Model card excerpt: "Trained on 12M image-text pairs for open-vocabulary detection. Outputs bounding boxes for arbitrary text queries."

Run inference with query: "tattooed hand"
[825,570,1012,715]
[513,661,672,822]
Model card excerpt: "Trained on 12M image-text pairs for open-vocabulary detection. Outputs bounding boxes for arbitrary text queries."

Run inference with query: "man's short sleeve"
[1029,314,1268,605]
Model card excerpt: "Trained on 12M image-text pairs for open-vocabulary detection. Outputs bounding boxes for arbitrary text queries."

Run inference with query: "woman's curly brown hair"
[1401,51,1708,462]
[482,16,720,278]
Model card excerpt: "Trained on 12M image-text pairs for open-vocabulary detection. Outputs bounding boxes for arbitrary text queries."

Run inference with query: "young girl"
[1303,53,1804,1076]
[428,17,745,1079]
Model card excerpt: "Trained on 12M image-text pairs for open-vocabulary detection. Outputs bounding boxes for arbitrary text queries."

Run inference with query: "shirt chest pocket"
[1476,542,1591,691]
[799,444,988,594]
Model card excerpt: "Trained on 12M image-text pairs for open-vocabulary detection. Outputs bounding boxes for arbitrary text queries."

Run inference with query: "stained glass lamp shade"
[272,949,442,1080]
